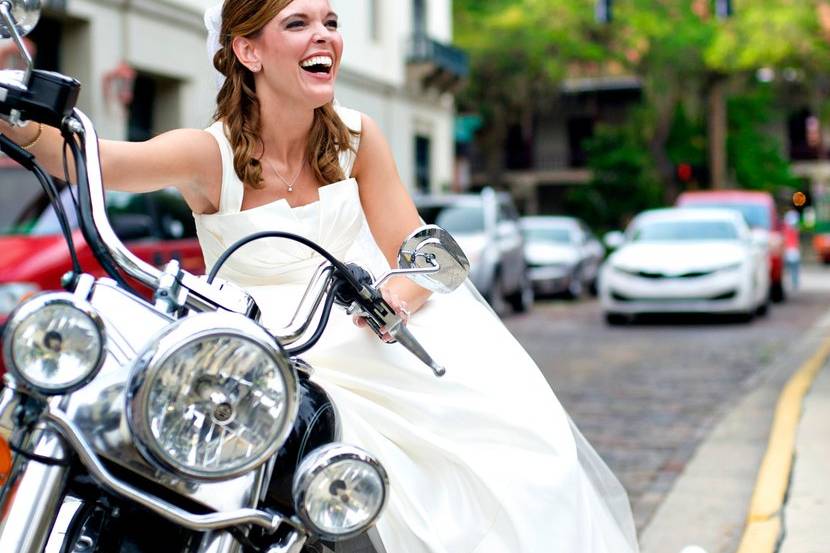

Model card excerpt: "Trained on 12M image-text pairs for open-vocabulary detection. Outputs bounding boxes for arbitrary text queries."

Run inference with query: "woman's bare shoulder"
[352,113,392,176]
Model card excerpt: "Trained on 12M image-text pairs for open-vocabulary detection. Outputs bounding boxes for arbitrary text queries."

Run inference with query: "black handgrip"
[333,263,376,307]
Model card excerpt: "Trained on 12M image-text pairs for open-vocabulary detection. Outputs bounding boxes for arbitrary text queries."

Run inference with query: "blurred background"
[2,1,830,551]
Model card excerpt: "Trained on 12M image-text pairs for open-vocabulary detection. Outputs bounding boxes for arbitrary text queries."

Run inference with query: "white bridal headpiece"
[204,3,225,90]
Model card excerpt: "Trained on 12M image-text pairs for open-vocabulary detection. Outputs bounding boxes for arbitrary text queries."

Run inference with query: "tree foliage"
[454,0,829,211]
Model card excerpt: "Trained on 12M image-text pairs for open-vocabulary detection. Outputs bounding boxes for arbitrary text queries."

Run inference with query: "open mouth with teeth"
[300,56,333,75]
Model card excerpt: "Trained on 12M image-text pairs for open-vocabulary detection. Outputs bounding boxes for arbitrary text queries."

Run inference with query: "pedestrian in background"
[784,210,801,291]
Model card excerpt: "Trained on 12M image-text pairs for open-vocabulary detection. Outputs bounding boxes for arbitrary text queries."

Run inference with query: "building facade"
[4,0,464,196]
[332,0,465,195]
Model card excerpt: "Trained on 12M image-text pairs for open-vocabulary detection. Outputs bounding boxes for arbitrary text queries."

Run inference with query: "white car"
[414,189,534,314]
[599,208,770,324]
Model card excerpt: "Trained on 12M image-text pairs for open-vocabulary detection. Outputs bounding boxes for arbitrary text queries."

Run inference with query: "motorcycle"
[0,1,470,551]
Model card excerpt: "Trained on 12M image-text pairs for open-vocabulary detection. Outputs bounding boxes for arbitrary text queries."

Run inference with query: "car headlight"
[0,282,40,316]
[293,444,389,540]
[717,262,743,272]
[127,312,298,481]
[2,292,105,395]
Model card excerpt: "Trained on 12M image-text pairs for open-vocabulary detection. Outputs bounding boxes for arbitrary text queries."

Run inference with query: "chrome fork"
[0,422,70,553]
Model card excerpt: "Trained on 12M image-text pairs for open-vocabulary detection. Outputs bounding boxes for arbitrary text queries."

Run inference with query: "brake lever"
[352,296,446,378]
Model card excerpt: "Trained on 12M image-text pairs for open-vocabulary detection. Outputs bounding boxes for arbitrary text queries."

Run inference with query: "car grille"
[611,289,738,302]
[622,269,715,279]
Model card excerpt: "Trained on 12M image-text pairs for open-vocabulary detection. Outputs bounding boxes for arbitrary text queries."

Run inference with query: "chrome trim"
[2,292,106,395]
[263,531,307,553]
[127,311,299,481]
[373,263,440,289]
[0,424,70,553]
[44,408,287,533]
[0,382,22,441]
[196,531,243,553]
[292,443,389,541]
[74,110,162,292]
[270,263,335,345]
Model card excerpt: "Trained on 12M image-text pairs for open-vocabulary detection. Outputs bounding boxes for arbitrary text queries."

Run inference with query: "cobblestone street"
[504,263,830,532]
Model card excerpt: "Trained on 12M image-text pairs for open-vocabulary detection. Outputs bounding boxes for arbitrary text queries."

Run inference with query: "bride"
[4,0,639,551]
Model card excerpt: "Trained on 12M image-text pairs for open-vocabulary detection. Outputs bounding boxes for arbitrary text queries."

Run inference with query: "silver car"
[520,216,605,298]
[414,189,533,314]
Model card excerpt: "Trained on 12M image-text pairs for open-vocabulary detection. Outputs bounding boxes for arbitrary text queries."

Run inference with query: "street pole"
[708,77,727,189]
[709,0,733,189]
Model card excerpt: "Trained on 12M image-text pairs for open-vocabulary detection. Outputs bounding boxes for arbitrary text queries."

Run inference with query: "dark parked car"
[520,216,604,298]
[414,188,533,315]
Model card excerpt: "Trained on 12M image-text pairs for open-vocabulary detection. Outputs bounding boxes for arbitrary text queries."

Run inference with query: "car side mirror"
[603,231,625,250]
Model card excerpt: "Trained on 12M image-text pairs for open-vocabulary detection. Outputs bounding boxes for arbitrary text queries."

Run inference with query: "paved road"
[504,263,830,531]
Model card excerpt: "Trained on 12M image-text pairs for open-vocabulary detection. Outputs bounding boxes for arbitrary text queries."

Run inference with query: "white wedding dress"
[193,106,640,553]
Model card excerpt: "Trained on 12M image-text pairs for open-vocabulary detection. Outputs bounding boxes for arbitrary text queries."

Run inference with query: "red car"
[676,190,787,301]
[0,182,205,376]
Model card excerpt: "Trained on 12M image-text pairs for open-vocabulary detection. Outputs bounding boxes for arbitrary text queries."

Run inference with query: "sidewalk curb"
[735,336,830,553]
[638,302,830,553]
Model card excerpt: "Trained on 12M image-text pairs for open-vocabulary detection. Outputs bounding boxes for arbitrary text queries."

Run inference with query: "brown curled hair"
[212,0,358,189]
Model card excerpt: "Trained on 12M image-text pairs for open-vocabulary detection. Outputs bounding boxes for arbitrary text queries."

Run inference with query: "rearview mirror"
[373,225,470,293]
[0,0,40,39]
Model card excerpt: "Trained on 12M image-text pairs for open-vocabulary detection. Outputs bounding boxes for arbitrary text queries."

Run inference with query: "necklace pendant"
[288,184,293,193]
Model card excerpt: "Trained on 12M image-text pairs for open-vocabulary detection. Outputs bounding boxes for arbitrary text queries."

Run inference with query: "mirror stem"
[374,264,440,289]
[0,1,33,86]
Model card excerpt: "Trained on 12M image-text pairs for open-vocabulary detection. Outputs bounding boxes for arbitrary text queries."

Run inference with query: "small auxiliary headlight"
[293,444,389,541]
[2,293,105,395]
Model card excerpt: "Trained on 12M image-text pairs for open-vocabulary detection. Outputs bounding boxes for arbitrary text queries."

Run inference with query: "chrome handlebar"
[69,110,259,318]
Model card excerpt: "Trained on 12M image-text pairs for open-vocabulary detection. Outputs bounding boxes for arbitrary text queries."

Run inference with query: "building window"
[415,135,431,194]
[368,0,380,41]
[128,72,181,142]
[413,0,427,34]
[128,74,156,142]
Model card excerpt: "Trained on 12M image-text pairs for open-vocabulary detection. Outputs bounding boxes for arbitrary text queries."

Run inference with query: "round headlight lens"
[4,295,104,394]
[294,445,388,540]
[129,313,297,480]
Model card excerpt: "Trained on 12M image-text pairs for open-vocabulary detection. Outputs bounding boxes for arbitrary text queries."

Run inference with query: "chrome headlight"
[2,292,105,395]
[293,444,389,540]
[127,312,298,481]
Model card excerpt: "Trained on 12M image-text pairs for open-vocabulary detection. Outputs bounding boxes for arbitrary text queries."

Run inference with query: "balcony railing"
[407,33,469,93]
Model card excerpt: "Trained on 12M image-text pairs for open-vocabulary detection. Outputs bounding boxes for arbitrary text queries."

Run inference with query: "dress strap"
[333,104,362,178]
[205,121,244,214]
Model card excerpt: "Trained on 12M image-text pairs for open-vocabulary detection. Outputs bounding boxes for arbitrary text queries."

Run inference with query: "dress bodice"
[193,106,388,287]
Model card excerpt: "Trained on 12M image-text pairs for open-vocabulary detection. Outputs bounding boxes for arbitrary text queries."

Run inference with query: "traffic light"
[715,0,733,19]
[596,0,612,24]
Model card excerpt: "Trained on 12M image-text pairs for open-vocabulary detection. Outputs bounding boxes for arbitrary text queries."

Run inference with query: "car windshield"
[0,186,78,236]
[522,226,573,244]
[3,189,142,236]
[683,202,770,230]
[418,204,485,234]
[631,219,739,242]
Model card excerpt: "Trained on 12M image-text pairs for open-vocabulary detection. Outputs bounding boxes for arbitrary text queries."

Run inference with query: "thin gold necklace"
[264,155,305,193]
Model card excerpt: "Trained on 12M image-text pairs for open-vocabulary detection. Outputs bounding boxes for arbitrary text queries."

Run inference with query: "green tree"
[454,0,829,202]
[565,112,663,232]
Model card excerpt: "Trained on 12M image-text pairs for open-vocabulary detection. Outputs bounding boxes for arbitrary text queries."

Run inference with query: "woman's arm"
[351,114,432,316]
[0,121,221,214]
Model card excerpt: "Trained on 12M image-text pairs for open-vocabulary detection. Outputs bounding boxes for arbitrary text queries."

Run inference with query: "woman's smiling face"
[253,0,342,109]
